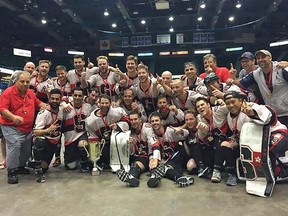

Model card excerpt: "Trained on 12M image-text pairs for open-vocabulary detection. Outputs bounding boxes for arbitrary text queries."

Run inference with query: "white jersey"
[182,77,204,87]
[197,106,229,142]
[120,102,147,122]
[63,103,92,145]
[85,107,129,142]
[172,90,204,111]
[33,109,64,144]
[29,76,54,103]
[53,79,72,100]
[67,67,98,91]
[157,109,184,127]
[131,80,165,115]
[86,71,120,98]
[130,123,159,159]
[155,127,189,163]
[227,103,287,140]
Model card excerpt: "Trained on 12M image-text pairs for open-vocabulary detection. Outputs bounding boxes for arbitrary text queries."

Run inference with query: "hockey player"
[29,60,54,103]
[116,111,160,187]
[85,94,130,167]
[172,79,205,111]
[212,91,288,186]
[195,97,229,182]
[120,88,147,122]
[31,88,64,183]
[131,63,164,116]
[147,111,194,188]
[156,94,184,127]
[62,87,93,172]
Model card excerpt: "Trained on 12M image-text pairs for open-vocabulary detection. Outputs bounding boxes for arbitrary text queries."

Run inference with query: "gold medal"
[267,92,272,98]
[207,136,214,142]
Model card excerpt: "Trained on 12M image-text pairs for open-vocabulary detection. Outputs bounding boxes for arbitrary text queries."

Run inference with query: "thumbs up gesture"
[87,57,94,69]
[229,63,237,79]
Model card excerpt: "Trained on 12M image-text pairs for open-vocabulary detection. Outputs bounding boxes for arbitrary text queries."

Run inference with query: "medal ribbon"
[73,103,83,123]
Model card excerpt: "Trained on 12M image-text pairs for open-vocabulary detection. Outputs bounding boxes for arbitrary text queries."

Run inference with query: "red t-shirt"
[199,66,231,82]
[0,85,42,133]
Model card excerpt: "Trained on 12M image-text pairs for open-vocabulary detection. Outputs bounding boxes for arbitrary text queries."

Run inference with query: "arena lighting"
[141,20,146,24]
[0,67,14,75]
[13,48,31,57]
[200,1,206,9]
[229,16,235,22]
[104,9,109,16]
[68,50,84,55]
[169,26,174,32]
[226,47,243,52]
[236,1,242,8]
[159,52,170,56]
[44,47,53,53]
[169,16,174,21]
[172,51,188,55]
[112,23,117,28]
[108,53,124,57]
[137,52,153,57]
[197,16,203,21]
[41,18,47,24]
[194,49,211,54]
[270,40,288,47]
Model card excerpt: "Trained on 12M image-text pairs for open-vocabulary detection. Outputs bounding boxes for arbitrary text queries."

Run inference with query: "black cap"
[224,91,247,101]
[239,52,254,61]
[204,72,219,85]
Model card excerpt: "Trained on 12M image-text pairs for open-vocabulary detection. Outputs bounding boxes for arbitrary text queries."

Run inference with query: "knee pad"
[78,140,88,147]
[66,161,77,170]
[186,159,197,171]
[34,137,47,149]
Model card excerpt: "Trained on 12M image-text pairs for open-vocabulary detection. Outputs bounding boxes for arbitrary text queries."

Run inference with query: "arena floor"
[1,163,288,216]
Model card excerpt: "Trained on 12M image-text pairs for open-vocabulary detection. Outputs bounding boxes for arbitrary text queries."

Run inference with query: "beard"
[50,103,60,110]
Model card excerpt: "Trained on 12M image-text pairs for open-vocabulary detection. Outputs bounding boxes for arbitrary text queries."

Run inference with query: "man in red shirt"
[199,54,231,82]
[0,71,47,184]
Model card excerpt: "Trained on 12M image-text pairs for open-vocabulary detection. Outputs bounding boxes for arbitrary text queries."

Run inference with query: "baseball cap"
[255,50,272,58]
[239,52,254,60]
[224,91,247,101]
[204,72,219,85]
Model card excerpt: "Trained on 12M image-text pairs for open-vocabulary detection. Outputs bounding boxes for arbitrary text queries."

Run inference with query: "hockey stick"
[114,131,125,170]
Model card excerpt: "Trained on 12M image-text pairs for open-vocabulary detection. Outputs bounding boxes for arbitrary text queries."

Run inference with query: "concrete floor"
[1,165,288,216]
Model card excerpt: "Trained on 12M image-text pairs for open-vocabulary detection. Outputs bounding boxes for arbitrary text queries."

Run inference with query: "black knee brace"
[33,137,47,161]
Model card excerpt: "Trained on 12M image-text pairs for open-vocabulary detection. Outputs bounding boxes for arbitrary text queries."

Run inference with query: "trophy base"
[91,168,101,176]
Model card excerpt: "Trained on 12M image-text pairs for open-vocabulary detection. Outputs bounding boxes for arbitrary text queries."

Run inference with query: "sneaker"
[226,174,237,186]
[81,161,91,173]
[35,169,45,183]
[147,173,161,188]
[176,176,194,187]
[116,169,139,187]
[211,169,221,183]
[198,166,212,178]
[52,157,61,167]
[18,167,30,174]
[147,165,167,188]
[8,169,19,184]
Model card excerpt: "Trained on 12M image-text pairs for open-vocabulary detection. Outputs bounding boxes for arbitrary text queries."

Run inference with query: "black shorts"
[64,133,88,164]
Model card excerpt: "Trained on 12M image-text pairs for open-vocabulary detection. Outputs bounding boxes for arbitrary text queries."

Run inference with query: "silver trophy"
[89,139,106,176]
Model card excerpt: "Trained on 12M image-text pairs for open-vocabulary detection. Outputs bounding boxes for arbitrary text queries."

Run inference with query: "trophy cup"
[89,139,106,176]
